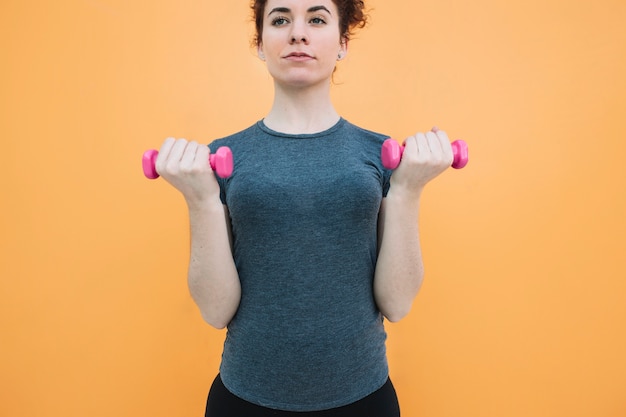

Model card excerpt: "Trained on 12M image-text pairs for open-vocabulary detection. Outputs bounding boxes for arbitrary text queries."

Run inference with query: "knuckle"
[164,166,178,177]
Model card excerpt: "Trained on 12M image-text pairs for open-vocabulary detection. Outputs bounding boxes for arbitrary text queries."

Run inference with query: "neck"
[263,80,340,134]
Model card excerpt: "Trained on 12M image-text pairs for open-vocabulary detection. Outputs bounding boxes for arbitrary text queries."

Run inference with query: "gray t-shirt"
[208,118,393,411]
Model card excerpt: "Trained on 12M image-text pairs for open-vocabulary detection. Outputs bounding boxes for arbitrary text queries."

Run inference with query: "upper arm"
[223,204,234,251]
[377,198,387,255]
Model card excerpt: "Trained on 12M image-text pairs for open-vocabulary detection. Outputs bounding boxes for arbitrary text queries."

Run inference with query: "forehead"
[264,0,338,14]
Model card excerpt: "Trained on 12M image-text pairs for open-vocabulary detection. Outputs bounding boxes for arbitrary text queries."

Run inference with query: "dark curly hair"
[251,0,369,46]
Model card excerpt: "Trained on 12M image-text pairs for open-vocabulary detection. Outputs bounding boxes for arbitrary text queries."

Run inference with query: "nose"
[289,21,309,44]
[290,34,308,44]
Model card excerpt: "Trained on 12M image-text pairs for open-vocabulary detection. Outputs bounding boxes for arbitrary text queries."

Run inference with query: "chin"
[267,64,334,87]
[273,72,333,89]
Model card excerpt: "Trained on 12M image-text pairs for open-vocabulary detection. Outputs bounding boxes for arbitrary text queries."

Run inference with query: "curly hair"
[251,0,369,46]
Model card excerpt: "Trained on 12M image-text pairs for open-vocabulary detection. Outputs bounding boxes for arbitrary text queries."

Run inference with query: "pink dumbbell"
[142,146,234,179]
[381,138,469,170]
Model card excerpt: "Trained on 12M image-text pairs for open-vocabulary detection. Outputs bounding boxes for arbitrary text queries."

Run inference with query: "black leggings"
[205,374,401,417]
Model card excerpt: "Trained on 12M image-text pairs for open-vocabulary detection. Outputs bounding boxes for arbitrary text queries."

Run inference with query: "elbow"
[189,277,240,330]
[210,322,228,330]
[377,292,415,322]
[201,312,231,330]
[196,299,238,329]
[195,298,238,330]
[199,301,239,330]
[381,303,412,323]
[375,278,422,323]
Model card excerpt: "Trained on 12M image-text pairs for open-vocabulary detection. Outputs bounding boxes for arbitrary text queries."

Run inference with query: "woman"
[155,0,454,415]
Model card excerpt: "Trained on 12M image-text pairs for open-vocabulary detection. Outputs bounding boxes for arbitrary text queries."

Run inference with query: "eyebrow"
[267,5,332,17]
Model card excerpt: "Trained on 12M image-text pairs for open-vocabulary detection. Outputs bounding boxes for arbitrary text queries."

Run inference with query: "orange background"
[1,1,625,416]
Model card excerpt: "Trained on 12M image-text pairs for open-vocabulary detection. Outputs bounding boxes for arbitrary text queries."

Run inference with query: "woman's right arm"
[156,138,240,329]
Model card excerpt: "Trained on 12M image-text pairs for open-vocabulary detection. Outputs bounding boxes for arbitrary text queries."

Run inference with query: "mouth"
[284,52,314,59]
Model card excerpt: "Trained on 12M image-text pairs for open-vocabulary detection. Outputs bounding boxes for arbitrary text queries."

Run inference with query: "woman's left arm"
[374,128,454,322]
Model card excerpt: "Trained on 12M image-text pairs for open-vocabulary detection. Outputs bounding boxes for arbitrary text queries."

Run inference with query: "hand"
[154,137,221,206]
[390,127,454,193]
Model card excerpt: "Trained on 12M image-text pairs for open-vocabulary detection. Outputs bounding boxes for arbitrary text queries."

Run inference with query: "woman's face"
[258,0,347,89]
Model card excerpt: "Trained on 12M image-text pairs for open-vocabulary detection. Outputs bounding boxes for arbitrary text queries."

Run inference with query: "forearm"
[374,188,424,322]
[186,200,240,329]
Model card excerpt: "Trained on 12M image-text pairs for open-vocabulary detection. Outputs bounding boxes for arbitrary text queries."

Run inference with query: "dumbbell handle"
[381,139,469,170]
[142,146,234,179]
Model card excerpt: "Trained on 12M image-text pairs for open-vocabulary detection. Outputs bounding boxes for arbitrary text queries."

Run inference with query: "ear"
[338,38,348,60]
[257,42,266,61]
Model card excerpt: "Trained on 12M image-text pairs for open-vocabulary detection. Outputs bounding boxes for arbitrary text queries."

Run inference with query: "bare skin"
[155,0,452,327]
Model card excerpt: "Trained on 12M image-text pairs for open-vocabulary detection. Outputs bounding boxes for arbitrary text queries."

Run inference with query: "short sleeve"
[208,142,228,205]
[382,167,392,198]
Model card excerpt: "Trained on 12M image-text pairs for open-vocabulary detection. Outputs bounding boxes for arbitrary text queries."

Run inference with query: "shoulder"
[340,120,393,193]
[208,122,261,151]
[340,120,390,145]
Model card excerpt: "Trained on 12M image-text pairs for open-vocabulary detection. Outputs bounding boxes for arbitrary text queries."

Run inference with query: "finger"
[425,131,443,151]
[156,137,176,174]
[195,144,210,171]
[403,134,417,155]
[415,132,429,161]
[434,130,454,165]
[434,128,450,143]
[425,131,443,157]
[164,138,189,173]
[187,142,211,174]
[179,140,199,172]
[157,137,176,159]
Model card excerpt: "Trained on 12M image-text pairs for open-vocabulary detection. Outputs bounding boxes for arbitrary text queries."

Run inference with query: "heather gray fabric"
[208,118,393,412]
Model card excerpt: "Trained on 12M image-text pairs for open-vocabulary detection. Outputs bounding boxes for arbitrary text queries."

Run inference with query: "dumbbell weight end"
[381,139,469,170]
[142,146,234,179]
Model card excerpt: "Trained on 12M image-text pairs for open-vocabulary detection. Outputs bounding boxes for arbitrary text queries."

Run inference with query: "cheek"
[321,38,342,60]
[259,32,282,54]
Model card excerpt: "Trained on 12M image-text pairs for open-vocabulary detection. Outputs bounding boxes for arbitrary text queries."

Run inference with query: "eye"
[271,16,290,26]
[310,16,327,25]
